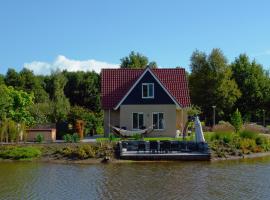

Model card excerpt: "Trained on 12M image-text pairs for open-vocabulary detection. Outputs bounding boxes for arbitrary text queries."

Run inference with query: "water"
[0,157,270,200]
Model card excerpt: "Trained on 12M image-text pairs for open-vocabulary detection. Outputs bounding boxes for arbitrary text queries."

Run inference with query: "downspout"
[181,108,184,134]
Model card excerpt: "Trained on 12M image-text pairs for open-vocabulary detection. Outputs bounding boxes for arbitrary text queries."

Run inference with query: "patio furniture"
[170,141,180,152]
[137,142,146,153]
[160,141,171,153]
[149,141,159,153]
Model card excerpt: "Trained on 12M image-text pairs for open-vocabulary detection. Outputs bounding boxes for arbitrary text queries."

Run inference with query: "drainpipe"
[181,108,184,134]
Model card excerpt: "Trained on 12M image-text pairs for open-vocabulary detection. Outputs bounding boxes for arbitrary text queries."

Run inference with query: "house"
[101,67,191,137]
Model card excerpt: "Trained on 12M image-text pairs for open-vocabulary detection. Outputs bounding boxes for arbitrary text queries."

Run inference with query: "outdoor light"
[212,105,216,127]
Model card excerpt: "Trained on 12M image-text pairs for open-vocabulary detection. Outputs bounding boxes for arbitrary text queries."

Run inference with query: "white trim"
[152,112,165,130]
[114,68,181,110]
[132,112,144,130]
[142,83,154,99]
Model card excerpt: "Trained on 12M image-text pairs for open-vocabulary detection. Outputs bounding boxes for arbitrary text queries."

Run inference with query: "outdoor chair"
[170,141,180,152]
[160,141,171,153]
[137,142,146,153]
[149,141,159,153]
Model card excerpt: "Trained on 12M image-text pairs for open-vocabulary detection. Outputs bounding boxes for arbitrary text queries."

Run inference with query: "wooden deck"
[120,151,211,161]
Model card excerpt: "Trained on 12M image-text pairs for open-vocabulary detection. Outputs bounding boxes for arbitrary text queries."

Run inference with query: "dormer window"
[142,83,154,98]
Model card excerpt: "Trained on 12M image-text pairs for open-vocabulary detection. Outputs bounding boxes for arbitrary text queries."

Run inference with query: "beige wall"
[176,108,188,133]
[120,104,178,137]
[26,129,56,142]
[104,109,120,137]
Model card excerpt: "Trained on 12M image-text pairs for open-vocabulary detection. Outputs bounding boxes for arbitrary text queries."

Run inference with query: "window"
[133,112,144,129]
[152,112,164,130]
[142,83,154,98]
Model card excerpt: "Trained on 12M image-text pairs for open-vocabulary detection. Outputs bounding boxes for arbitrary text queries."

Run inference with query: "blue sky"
[0,0,270,74]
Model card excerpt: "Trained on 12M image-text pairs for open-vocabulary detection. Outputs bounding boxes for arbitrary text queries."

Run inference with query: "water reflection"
[0,158,270,200]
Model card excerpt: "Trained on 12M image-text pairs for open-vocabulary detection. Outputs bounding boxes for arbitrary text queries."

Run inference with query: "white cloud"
[24,55,119,75]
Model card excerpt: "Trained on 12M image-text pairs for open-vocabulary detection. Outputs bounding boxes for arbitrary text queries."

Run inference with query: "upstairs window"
[142,83,154,98]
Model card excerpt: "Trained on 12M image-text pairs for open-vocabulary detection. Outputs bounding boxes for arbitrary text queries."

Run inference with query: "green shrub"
[231,109,243,133]
[255,136,264,145]
[35,134,44,143]
[211,132,234,144]
[132,133,142,140]
[239,130,258,140]
[63,134,73,143]
[72,133,80,143]
[109,134,116,142]
[0,146,41,160]
[63,133,79,143]
[239,138,256,154]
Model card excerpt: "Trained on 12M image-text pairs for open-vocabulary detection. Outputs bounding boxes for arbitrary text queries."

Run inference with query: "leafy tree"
[120,51,157,69]
[231,54,270,121]
[0,74,5,85]
[28,102,54,125]
[189,49,241,124]
[48,70,70,122]
[63,71,101,112]
[9,87,35,126]
[0,85,13,120]
[4,68,22,89]
[68,106,103,135]
[0,85,34,126]
[19,68,49,103]
[231,108,243,133]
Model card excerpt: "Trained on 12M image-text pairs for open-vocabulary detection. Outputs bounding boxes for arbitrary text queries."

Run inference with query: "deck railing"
[118,140,209,154]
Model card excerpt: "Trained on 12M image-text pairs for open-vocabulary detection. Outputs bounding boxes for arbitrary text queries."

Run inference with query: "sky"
[0,0,270,75]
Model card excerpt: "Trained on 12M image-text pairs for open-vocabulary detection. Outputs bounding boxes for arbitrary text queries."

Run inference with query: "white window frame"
[132,112,144,130]
[152,112,165,130]
[142,83,154,99]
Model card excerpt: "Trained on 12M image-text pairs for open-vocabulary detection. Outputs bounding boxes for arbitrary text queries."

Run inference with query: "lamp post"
[212,105,216,127]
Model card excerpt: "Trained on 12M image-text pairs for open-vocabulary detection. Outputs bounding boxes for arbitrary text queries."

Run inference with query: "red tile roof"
[101,68,191,109]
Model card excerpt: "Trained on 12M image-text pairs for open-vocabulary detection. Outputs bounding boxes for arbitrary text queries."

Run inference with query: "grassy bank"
[0,142,116,162]
[205,131,270,158]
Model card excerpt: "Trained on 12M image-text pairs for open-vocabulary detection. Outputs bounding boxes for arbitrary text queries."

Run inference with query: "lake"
[0,157,270,200]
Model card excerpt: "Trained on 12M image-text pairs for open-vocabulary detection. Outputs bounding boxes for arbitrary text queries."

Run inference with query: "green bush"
[72,133,80,143]
[132,133,142,140]
[35,134,44,143]
[63,134,73,143]
[0,146,41,160]
[230,109,243,133]
[239,130,258,140]
[63,133,79,143]
[211,132,234,144]
[109,134,116,142]
[255,136,264,145]
[239,138,256,154]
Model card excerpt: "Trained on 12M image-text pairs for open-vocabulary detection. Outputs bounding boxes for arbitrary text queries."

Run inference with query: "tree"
[120,51,157,69]
[0,85,34,126]
[231,108,243,133]
[68,106,103,136]
[19,68,49,103]
[231,54,270,121]
[9,87,35,126]
[189,49,241,124]
[4,68,22,89]
[48,70,70,122]
[0,84,13,120]
[63,71,101,112]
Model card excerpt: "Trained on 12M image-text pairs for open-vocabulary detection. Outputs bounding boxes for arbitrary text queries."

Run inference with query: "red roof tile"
[101,68,191,109]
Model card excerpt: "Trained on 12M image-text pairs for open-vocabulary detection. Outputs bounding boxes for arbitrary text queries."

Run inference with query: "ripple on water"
[0,158,270,200]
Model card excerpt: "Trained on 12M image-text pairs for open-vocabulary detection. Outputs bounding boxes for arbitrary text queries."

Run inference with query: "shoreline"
[2,151,270,164]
